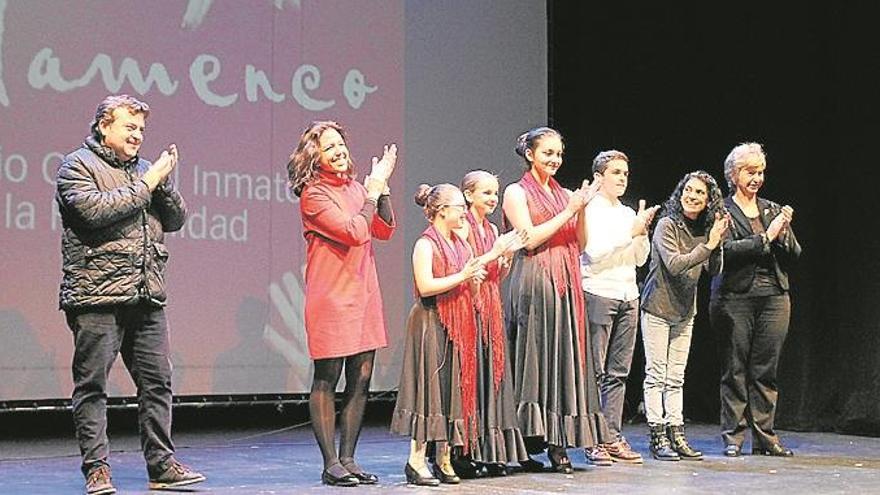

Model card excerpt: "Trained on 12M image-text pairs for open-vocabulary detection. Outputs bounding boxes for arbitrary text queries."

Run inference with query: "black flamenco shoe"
[321,463,359,487]
[485,463,509,477]
[548,447,574,475]
[450,456,482,479]
[404,462,440,487]
[340,458,378,484]
[723,444,742,457]
[518,456,546,472]
[752,443,794,457]
[431,462,461,484]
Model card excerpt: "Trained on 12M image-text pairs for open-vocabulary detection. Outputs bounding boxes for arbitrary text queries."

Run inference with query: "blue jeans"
[66,304,175,476]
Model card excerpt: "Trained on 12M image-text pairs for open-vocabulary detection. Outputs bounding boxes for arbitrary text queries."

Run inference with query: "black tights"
[309,350,375,469]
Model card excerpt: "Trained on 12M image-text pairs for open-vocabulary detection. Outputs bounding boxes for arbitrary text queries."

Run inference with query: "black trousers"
[710,294,790,448]
[66,304,175,476]
[586,293,639,441]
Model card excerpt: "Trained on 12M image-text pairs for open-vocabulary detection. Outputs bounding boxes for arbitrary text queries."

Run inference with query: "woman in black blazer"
[709,142,801,457]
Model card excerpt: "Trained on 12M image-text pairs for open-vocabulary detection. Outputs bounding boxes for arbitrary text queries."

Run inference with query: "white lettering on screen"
[20,48,375,111]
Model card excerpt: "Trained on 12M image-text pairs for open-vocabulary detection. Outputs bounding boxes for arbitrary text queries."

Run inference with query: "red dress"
[299,170,395,359]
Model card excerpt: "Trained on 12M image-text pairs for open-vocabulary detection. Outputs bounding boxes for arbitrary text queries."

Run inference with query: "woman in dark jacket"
[710,143,801,457]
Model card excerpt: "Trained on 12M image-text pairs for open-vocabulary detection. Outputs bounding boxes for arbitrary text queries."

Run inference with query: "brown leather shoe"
[605,438,644,464]
[585,445,613,466]
[85,464,116,495]
[148,458,206,490]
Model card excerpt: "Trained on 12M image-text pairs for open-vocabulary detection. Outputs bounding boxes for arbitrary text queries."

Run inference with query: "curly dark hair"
[660,170,726,233]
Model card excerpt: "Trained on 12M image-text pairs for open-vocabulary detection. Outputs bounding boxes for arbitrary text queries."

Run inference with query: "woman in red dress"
[287,121,397,486]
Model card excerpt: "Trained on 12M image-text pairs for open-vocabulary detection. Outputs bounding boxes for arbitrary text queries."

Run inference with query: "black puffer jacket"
[56,137,187,310]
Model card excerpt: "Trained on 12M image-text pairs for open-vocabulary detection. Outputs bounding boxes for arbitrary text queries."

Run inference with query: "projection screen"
[0,0,547,401]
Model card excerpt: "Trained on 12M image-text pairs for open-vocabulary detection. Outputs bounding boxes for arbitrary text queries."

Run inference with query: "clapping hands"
[567,176,603,213]
[767,205,794,241]
[143,144,179,191]
[462,257,488,284]
[370,144,398,182]
[631,199,660,237]
[707,212,731,249]
[492,229,527,256]
[364,144,397,197]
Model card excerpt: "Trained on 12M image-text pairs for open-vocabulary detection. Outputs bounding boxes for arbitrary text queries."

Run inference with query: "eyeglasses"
[440,204,467,211]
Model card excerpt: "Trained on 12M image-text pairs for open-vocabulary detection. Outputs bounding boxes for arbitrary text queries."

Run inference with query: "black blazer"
[710,196,802,296]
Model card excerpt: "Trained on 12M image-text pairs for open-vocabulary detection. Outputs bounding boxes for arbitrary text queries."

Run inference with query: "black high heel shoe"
[404,463,440,487]
[752,443,794,457]
[450,456,482,479]
[485,463,509,477]
[321,462,359,487]
[548,447,573,474]
[340,458,378,484]
[431,462,461,484]
[518,456,546,472]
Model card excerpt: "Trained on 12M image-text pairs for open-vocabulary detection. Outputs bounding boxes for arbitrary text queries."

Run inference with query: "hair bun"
[414,184,432,207]
[514,132,529,157]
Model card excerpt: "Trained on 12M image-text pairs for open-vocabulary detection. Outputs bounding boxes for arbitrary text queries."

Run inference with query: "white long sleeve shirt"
[580,195,650,301]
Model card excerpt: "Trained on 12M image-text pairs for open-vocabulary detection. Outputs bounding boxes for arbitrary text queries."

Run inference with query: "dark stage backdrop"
[548,3,880,435]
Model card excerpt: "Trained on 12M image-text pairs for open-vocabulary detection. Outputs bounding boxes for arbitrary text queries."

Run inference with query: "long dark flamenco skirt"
[390,298,476,449]
[504,252,610,448]
[474,313,529,464]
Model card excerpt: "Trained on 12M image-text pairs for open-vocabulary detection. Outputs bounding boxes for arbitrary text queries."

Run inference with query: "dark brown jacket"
[642,216,723,321]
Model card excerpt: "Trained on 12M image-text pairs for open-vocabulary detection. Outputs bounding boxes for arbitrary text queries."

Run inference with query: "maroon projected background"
[0,0,406,399]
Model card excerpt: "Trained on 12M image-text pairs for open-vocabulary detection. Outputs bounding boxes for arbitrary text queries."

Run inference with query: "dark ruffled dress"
[391,227,480,452]
[504,172,609,449]
[465,213,528,464]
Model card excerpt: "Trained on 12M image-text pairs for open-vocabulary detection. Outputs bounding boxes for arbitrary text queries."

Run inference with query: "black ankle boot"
[667,425,703,460]
[649,424,680,461]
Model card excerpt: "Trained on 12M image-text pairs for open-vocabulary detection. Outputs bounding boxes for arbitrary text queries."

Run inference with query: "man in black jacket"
[56,94,204,495]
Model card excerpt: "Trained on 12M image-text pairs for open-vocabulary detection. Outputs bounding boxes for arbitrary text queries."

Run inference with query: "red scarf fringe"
[515,172,586,370]
[464,211,505,392]
[421,226,479,453]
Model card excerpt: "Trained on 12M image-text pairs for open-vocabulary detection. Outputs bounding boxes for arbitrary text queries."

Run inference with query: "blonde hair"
[460,170,498,205]
[723,142,766,191]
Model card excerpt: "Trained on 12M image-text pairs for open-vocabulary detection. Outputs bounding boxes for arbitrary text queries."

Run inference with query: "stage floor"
[2,421,878,494]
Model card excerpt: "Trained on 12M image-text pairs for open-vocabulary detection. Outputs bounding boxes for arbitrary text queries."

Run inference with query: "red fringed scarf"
[516,171,587,369]
[464,211,505,392]
[421,225,479,453]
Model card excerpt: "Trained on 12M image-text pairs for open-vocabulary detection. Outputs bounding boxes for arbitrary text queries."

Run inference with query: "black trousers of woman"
[711,295,790,449]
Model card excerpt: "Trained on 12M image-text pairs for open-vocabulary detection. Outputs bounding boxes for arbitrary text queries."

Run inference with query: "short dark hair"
[592,150,629,175]
[90,94,150,140]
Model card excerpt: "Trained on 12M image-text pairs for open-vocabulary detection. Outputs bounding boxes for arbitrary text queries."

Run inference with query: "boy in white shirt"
[581,150,658,464]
